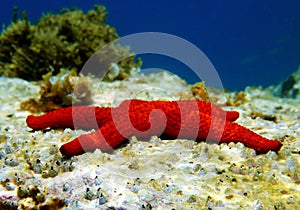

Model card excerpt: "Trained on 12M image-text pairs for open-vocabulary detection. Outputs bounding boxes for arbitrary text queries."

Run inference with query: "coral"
[0,5,142,81]
[20,69,93,112]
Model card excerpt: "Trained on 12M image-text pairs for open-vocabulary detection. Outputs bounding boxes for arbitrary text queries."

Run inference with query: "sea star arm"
[219,121,283,154]
[26,106,112,130]
[127,99,240,122]
[26,99,239,131]
[60,121,127,157]
[59,116,282,157]
[59,103,168,157]
[58,101,282,157]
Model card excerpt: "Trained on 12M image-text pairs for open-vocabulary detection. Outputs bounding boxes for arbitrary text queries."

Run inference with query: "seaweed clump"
[0,5,142,81]
[190,81,210,102]
[249,110,278,123]
[20,69,93,112]
[226,91,248,106]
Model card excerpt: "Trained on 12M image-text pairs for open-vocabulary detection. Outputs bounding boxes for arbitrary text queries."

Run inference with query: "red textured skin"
[26,99,239,130]
[26,100,282,157]
[26,106,112,130]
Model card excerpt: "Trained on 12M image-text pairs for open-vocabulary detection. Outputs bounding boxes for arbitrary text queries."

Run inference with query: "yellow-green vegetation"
[0,5,142,81]
[226,91,248,106]
[249,108,278,123]
[190,81,210,102]
[20,69,93,112]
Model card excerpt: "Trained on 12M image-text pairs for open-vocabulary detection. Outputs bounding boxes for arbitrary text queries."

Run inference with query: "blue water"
[1,0,300,90]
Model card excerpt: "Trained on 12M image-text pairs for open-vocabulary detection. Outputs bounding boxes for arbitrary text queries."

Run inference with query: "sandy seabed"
[0,71,299,209]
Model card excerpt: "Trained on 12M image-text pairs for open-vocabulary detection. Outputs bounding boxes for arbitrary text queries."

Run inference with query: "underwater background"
[1,0,300,90]
[1,1,300,209]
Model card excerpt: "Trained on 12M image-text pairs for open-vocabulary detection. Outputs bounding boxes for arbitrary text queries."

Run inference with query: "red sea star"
[26,99,282,157]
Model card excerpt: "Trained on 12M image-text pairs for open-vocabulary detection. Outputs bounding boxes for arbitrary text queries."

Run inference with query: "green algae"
[0,5,141,81]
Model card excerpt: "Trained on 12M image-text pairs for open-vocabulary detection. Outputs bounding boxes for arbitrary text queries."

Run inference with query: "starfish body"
[26,99,282,157]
